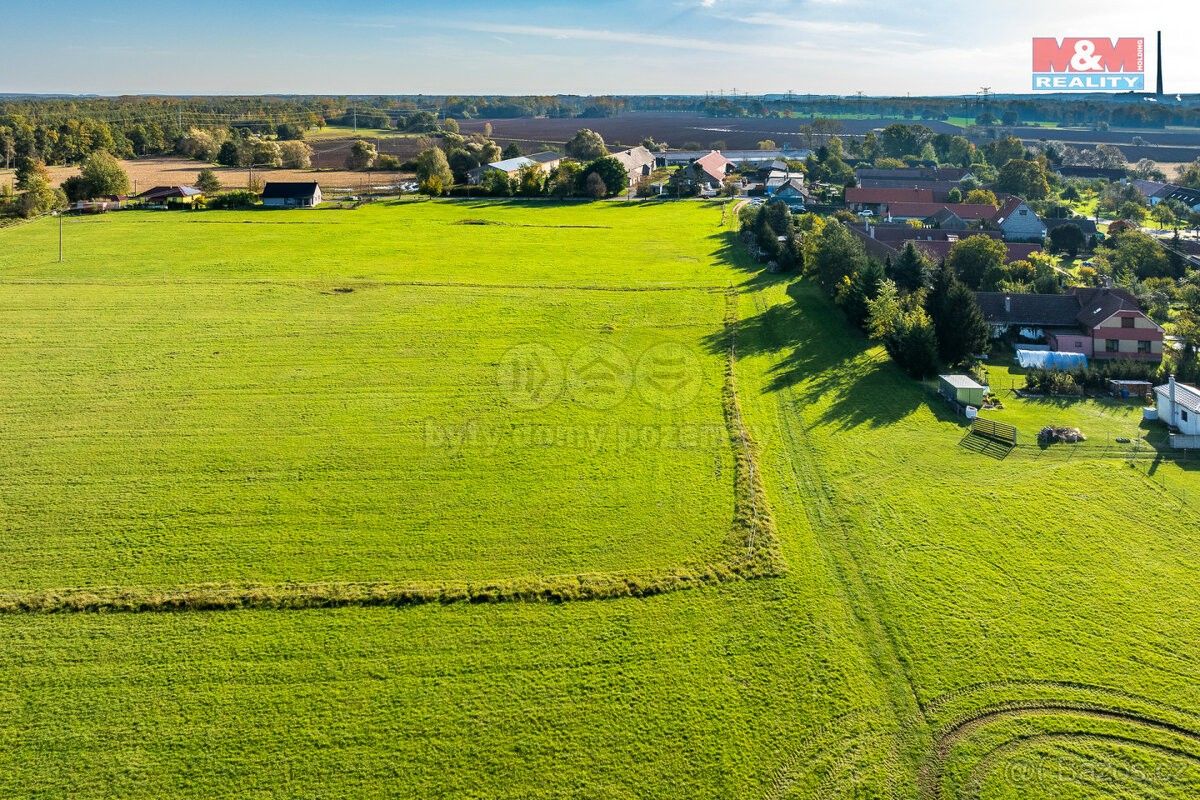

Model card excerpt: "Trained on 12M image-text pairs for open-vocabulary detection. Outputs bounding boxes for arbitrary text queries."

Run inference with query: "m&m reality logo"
[1032,37,1144,91]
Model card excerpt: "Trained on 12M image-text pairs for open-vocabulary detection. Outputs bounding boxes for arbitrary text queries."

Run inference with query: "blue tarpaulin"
[1015,349,1089,370]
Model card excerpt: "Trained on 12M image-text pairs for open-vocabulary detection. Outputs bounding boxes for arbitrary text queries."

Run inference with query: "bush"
[208,190,258,209]
[1024,360,1160,395]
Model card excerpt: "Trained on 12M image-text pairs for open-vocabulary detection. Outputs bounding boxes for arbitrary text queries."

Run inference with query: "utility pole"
[353,107,357,134]
[55,211,62,263]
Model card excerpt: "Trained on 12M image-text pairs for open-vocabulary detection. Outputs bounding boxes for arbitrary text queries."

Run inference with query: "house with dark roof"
[261,181,322,207]
[925,207,969,230]
[1162,185,1200,212]
[769,178,808,207]
[1043,217,1099,247]
[856,178,961,201]
[855,166,971,183]
[1131,179,1173,205]
[993,197,1046,242]
[845,187,934,211]
[976,287,1164,361]
[848,225,1032,267]
[882,201,999,223]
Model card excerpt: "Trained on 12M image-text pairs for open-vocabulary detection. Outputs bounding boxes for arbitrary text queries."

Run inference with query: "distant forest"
[1,93,1198,169]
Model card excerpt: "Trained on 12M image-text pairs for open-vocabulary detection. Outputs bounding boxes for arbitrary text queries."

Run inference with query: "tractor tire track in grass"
[747,282,926,796]
[920,682,1200,799]
[0,291,783,614]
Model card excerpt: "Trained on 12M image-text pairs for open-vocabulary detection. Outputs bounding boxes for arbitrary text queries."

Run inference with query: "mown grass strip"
[0,292,782,614]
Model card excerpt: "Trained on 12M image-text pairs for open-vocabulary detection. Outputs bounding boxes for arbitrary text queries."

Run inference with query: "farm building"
[261,182,322,208]
[855,166,972,184]
[655,149,809,168]
[1128,181,1200,212]
[467,152,562,185]
[609,146,656,187]
[976,287,1164,362]
[1155,376,1200,436]
[939,374,986,407]
[135,185,203,206]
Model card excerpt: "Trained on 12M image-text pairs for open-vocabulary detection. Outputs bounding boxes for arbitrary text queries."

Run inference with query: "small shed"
[1107,379,1152,399]
[939,374,986,407]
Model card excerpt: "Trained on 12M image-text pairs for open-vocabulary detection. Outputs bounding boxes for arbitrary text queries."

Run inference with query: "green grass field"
[1,199,1199,798]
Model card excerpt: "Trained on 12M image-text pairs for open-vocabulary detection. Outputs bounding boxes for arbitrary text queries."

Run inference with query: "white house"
[261,182,322,207]
[1155,375,1200,437]
[993,197,1046,242]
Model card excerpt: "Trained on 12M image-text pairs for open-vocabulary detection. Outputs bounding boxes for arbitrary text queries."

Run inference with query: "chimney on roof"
[1169,373,1177,420]
[1004,296,1011,314]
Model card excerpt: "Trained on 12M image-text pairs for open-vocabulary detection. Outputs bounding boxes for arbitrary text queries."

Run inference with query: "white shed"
[1154,375,1200,436]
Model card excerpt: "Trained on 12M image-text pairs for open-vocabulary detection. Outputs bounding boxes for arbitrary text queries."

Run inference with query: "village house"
[992,196,1047,242]
[976,287,1164,362]
[261,181,323,208]
[769,178,809,207]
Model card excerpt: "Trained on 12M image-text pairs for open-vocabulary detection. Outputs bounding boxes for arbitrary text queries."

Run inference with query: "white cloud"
[457,21,843,58]
[730,10,924,38]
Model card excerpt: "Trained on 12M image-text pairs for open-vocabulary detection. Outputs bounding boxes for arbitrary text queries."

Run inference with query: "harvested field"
[456,112,960,150]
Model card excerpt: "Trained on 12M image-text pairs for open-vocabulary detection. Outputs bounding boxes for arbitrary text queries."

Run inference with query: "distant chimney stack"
[1157,31,1164,97]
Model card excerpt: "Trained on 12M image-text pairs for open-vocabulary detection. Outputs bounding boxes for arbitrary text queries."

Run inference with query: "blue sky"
[4,0,1197,96]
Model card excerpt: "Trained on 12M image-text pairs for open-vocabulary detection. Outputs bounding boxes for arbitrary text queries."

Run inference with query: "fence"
[971,417,1018,446]
[1170,434,1200,450]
